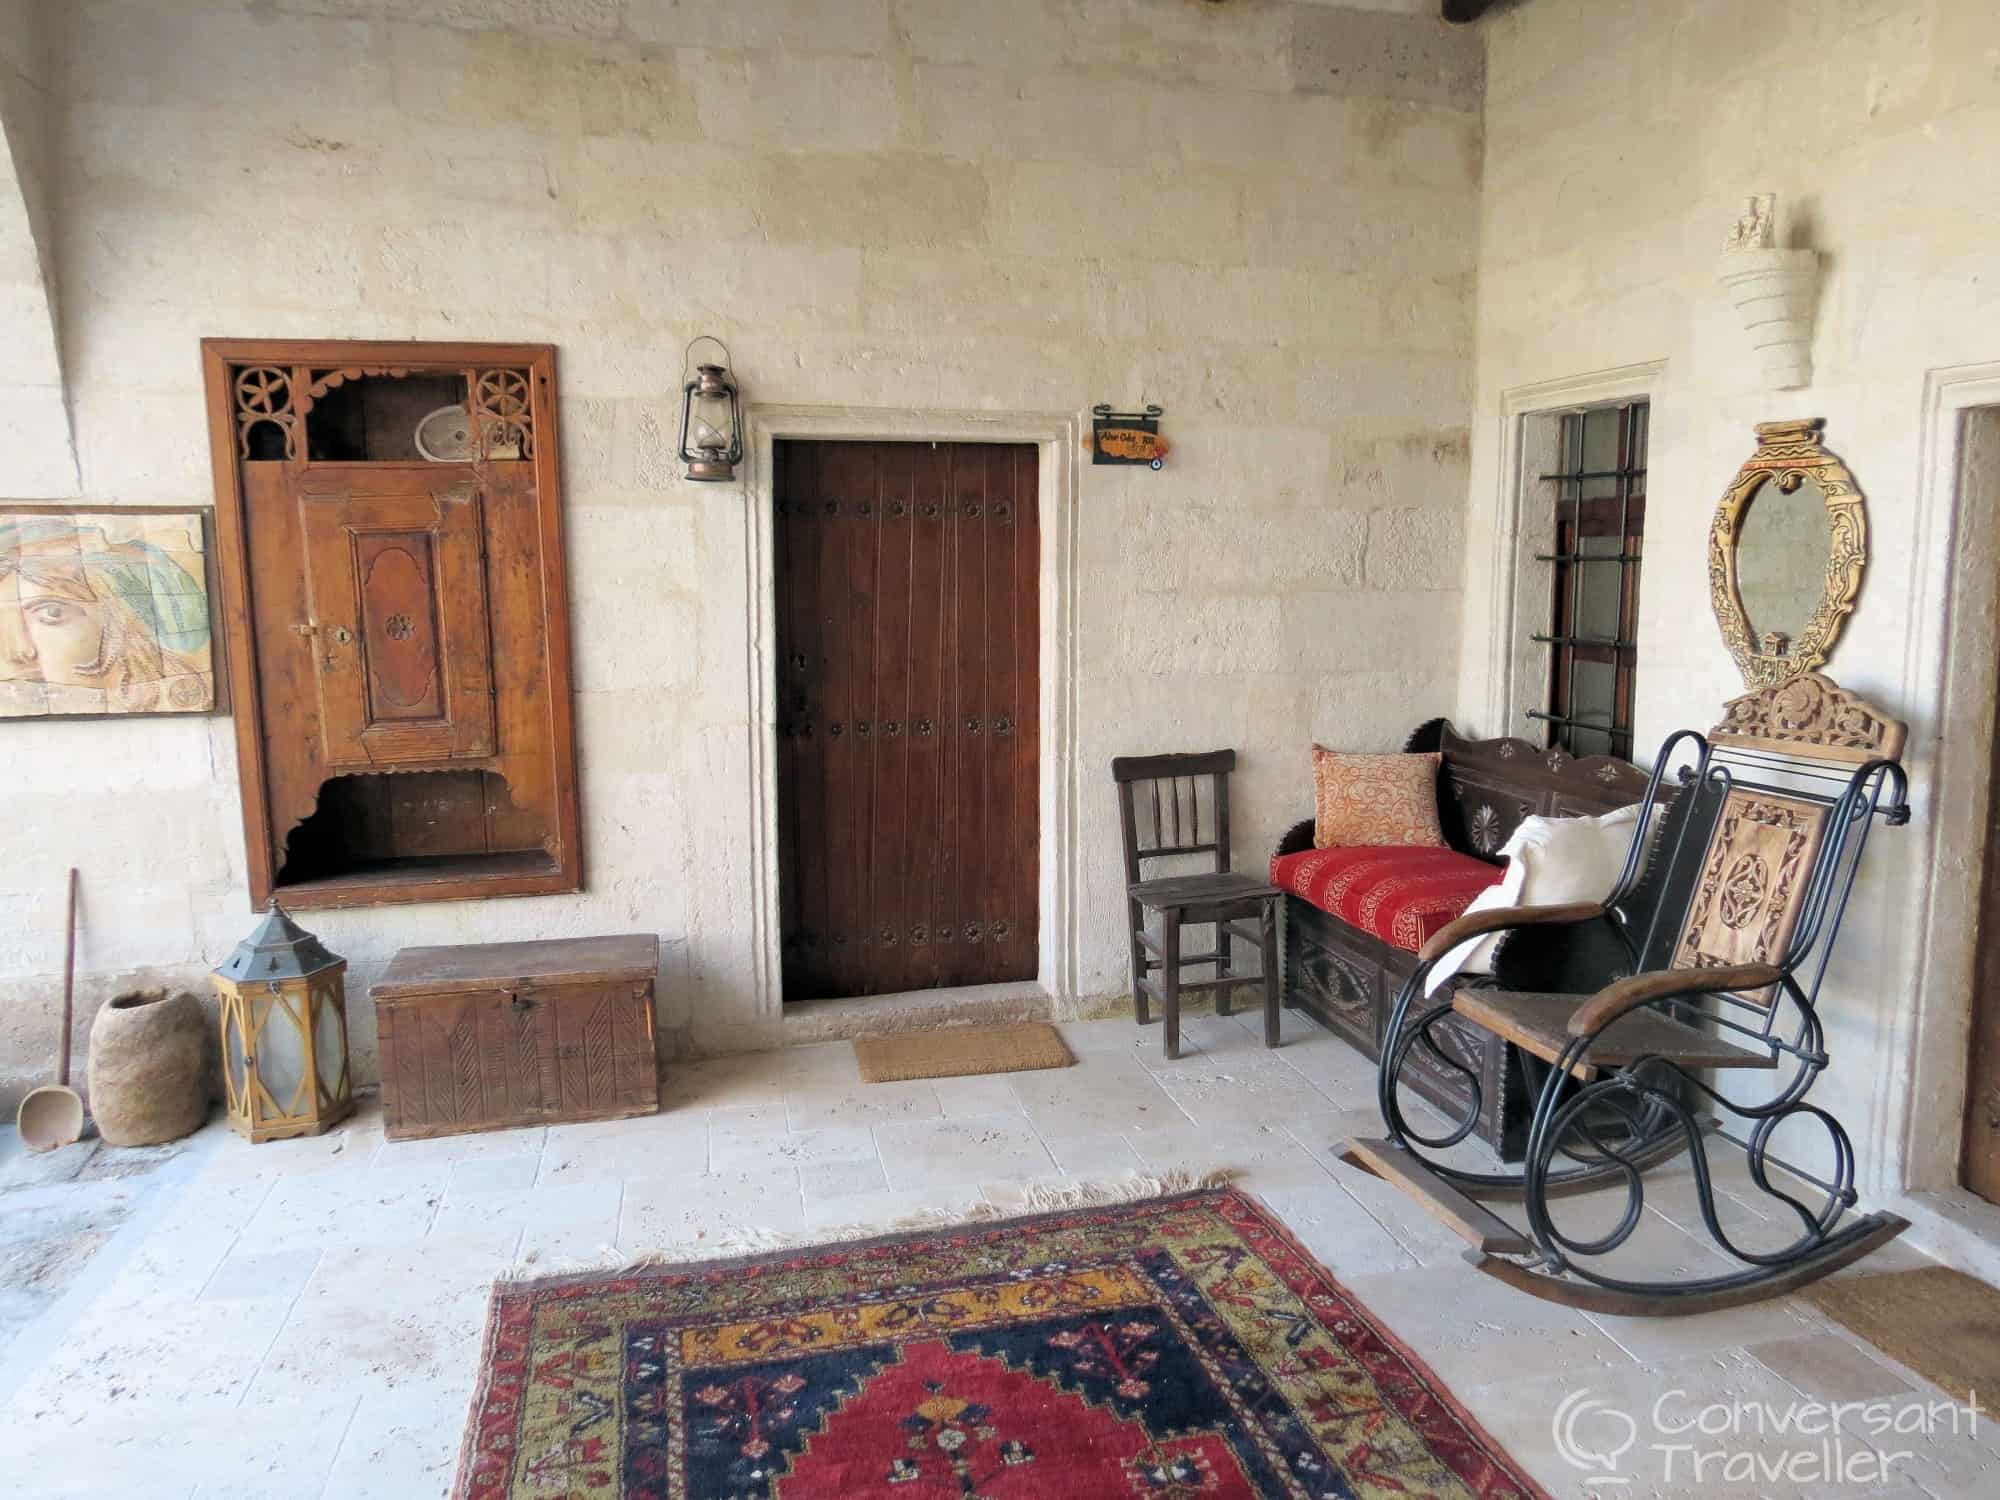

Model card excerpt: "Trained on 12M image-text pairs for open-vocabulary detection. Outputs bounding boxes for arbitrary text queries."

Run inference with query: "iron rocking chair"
[1341,675,1913,1316]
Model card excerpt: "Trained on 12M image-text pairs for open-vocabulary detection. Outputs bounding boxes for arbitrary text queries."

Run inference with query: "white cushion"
[1423,803,1641,996]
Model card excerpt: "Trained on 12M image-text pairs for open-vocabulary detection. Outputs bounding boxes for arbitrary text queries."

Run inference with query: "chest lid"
[372,933,659,1000]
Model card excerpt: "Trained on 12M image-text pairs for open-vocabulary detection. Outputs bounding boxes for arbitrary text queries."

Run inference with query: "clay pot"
[88,989,208,1146]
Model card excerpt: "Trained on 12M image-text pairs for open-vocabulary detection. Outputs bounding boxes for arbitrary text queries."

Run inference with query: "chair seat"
[1451,988,1779,1075]
[1127,871,1280,911]
[1269,845,1502,953]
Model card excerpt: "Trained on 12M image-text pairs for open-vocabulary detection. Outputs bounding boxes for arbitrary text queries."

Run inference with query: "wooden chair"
[1112,750,1282,1060]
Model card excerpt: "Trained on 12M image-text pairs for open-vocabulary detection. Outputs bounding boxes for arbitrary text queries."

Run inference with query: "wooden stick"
[58,867,77,1088]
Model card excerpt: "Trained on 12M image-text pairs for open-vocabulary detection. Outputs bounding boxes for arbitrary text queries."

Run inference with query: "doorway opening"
[773,439,1040,1002]
[1963,404,2000,1206]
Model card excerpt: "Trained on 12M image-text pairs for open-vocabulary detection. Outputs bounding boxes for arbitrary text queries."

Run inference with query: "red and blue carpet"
[455,1187,1544,1500]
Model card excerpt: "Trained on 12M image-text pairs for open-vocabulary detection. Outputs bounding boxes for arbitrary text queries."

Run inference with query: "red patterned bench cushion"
[1270,846,1503,953]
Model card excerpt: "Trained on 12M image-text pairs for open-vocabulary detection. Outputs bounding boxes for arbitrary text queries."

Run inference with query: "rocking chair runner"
[1342,674,1913,1316]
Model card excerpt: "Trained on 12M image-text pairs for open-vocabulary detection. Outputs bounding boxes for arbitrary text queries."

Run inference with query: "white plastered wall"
[0,0,1483,1106]
[1455,0,2000,1266]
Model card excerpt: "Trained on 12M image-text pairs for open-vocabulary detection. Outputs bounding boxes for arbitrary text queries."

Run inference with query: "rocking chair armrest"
[1416,902,1606,963]
[1567,963,1786,1038]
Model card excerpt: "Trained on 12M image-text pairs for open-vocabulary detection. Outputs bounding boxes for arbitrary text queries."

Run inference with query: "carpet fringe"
[501,1168,1234,1284]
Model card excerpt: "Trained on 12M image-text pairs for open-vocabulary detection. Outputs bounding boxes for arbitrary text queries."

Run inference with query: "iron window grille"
[1529,400,1648,760]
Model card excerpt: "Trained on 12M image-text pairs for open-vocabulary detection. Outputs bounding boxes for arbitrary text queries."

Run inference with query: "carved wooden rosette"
[233,365,298,459]
[1708,419,1867,690]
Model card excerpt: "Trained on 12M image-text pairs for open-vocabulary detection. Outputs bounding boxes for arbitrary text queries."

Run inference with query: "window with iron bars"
[1531,401,1647,760]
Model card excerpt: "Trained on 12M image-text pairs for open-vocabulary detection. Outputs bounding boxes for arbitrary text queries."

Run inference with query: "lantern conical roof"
[213,901,343,982]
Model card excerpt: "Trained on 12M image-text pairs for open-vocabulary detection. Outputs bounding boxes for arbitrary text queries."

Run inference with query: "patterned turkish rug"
[454,1187,1546,1500]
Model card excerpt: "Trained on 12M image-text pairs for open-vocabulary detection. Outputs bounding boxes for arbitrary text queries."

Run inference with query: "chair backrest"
[1111,750,1236,886]
[1493,675,1909,1046]
[1607,675,1909,1031]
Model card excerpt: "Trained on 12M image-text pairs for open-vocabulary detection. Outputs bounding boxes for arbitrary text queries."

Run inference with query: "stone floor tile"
[197,1245,322,1303]
[658,1053,790,1112]
[5,1291,297,1415]
[800,1157,890,1201]
[1008,1055,1185,1137]
[802,1183,987,1234]
[1038,1130,1147,1178]
[538,1115,710,1186]
[1748,1331,1916,1403]
[709,1101,789,1136]
[3,1393,358,1497]
[0,1138,104,1194]
[781,1040,862,1084]
[931,1072,1029,1118]
[1253,1182,1420,1277]
[708,1123,878,1173]
[433,1178,621,1248]
[1150,1055,1337,1125]
[371,1124,546,1171]
[1345,1258,1640,1396]
[247,1232,514,1405]
[786,1078,941,1131]
[619,1167,805,1253]
[233,1163,450,1254]
[1122,1118,1335,1191]
[874,1113,1055,1190]
[446,1152,542,1194]
[316,1383,471,1500]
[197,1113,385,1183]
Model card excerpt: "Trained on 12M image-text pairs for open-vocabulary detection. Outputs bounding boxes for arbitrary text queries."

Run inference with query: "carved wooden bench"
[1273,719,1649,1158]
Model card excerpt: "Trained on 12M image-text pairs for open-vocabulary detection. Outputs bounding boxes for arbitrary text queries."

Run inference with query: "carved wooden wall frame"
[1708,418,1868,690]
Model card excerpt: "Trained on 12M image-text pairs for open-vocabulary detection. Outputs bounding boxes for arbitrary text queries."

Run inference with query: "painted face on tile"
[2,562,110,686]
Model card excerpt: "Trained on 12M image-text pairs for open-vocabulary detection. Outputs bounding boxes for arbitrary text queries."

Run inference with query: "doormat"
[1801,1265,2000,1402]
[852,1020,1074,1082]
[454,1187,1549,1500]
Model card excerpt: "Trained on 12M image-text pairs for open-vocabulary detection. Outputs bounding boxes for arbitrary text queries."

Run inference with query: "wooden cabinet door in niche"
[296,473,497,767]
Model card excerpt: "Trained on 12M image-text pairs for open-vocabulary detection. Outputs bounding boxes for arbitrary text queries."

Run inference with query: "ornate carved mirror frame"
[1708,418,1868,690]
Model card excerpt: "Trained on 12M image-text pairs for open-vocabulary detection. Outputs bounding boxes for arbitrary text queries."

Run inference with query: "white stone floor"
[1,1007,1994,1499]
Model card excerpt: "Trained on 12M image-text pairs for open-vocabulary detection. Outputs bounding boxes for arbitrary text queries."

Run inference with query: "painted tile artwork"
[0,511,215,717]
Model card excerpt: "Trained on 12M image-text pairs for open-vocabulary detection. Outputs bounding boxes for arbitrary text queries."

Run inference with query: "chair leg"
[1162,907,1183,1061]
[1259,899,1280,1048]
[1214,916,1232,1016]
[1127,898,1150,1026]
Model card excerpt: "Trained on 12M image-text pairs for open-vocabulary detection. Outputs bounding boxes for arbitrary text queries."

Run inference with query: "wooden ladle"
[16,869,84,1152]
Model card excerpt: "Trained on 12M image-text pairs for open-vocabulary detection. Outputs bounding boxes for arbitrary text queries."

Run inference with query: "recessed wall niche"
[201,339,581,909]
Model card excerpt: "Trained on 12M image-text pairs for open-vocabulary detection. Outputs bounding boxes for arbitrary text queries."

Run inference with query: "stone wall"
[1455,0,2000,1201]
[0,0,76,495]
[0,0,1481,1106]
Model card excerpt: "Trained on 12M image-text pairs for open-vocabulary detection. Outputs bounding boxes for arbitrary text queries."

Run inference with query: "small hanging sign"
[1087,404,1168,468]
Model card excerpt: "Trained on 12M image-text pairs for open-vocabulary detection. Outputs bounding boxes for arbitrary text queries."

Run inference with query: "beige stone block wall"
[0,0,76,495]
[0,0,1481,1106]
[1455,0,2000,1198]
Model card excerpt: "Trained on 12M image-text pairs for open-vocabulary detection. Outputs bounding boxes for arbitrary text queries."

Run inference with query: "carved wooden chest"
[372,934,659,1141]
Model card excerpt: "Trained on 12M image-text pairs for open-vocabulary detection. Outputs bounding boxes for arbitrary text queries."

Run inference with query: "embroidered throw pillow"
[1311,748,1445,850]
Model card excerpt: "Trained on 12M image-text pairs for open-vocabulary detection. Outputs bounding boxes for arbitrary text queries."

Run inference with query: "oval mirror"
[1708,421,1867,690]
[1734,474,1832,656]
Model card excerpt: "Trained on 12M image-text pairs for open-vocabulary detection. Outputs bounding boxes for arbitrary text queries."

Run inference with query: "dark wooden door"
[774,440,1039,1000]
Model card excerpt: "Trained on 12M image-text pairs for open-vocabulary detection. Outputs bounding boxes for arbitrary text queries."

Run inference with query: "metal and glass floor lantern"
[213,902,354,1142]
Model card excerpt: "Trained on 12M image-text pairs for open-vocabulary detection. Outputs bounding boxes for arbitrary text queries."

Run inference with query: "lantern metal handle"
[682,335,732,380]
